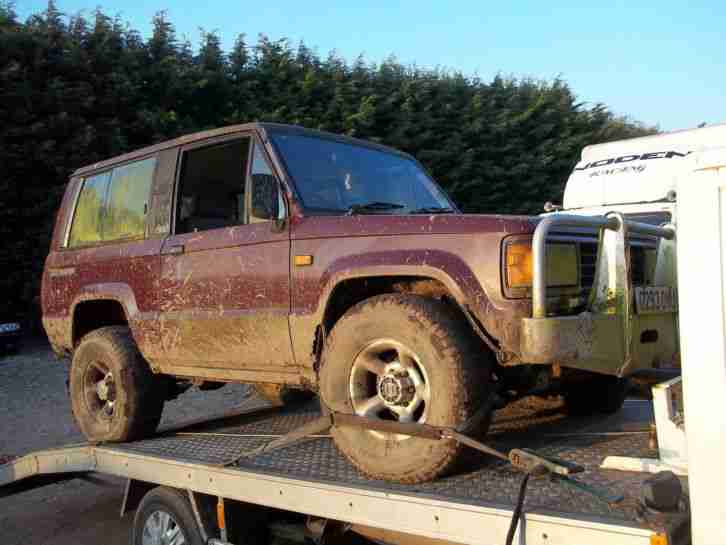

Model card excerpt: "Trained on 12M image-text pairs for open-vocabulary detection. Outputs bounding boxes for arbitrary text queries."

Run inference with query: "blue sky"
[17,0,725,131]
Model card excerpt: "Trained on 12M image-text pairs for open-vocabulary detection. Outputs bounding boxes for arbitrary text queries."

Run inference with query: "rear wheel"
[253,383,315,406]
[564,375,631,416]
[319,294,493,484]
[69,326,165,442]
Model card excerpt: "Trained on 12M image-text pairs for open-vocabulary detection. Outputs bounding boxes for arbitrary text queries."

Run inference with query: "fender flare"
[315,249,490,326]
[69,282,138,343]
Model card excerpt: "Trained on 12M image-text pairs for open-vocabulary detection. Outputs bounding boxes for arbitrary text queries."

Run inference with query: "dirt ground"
[0,338,251,545]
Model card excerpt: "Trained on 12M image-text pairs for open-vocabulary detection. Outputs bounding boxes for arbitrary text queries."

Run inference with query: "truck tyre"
[564,375,630,416]
[319,294,493,484]
[133,487,208,545]
[69,326,165,442]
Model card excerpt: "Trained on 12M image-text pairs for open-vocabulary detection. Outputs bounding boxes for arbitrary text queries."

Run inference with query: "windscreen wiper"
[346,201,405,215]
[410,206,455,214]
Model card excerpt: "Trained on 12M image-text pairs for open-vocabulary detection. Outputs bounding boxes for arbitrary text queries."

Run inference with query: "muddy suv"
[42,123,679,483]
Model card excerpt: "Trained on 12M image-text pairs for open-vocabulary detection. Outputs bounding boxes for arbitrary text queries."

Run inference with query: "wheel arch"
[70,283,138,346]
[315,268,499,368]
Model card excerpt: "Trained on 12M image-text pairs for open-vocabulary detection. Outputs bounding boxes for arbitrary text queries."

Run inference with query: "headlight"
[504,239,578,289]
[505,241,534,288]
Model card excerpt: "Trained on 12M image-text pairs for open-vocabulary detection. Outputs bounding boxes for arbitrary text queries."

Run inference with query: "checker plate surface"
[106,396,659,524]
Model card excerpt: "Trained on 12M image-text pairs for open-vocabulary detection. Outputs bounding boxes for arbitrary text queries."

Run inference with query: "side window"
[249,143,283,223]
[103,157,156,241]
[68,171,111,247]
[176,138,250,234]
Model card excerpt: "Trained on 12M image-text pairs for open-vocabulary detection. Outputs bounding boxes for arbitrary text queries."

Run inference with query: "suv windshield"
[271,133,454,215]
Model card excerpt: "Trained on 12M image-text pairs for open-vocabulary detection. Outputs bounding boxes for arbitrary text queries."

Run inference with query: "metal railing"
[532,213,676,319]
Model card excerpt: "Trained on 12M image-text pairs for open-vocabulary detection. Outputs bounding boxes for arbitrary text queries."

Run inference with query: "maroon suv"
[43,123,670,483]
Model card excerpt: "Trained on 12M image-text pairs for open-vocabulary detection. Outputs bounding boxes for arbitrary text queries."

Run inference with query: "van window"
[68,171,111,247]
[176,138,251,234]
[103,157,156,241]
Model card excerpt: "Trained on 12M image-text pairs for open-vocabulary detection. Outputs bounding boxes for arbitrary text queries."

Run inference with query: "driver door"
[157,134,295,377]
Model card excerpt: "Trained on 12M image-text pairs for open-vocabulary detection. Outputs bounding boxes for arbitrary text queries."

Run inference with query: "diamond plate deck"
[103,395,662,526]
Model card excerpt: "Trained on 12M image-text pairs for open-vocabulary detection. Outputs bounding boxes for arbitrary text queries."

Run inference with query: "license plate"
[634,287,678,314]
[0,322,20,333]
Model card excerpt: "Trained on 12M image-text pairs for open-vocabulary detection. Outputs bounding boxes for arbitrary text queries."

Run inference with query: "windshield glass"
[271,133,453,215]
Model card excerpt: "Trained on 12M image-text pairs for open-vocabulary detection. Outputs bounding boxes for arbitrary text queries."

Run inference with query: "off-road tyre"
[69,326,165,442]
[319,294,493,484]
[133,487,210,545]
[253,383,315,406]
[564,375,631,416]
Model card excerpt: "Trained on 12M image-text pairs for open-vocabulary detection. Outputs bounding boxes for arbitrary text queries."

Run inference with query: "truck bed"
[1,394,686,545]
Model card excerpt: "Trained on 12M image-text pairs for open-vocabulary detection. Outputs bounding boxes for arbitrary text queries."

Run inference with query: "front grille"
[579,242,598,290]
[630,246,646,286]
[578,242,649,290]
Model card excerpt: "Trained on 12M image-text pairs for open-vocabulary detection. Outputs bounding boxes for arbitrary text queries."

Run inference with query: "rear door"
[157,133,294,378]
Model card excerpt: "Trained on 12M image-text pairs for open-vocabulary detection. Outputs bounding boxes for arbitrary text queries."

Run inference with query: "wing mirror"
[543,201,562,212]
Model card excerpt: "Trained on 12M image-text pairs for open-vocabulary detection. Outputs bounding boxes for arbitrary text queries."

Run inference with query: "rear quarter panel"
[42,239,163,355]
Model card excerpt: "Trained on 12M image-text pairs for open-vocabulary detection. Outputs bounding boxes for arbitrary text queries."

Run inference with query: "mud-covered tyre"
[253,383,315,406]
[69,326,165,442]
[133,487,209,545]
[564,375,630,416]
[319,294,493,484]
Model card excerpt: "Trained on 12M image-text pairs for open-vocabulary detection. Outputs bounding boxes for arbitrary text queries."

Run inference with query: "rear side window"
[68,171,111,246]
[103,158,156,240]
[67,156,156,247]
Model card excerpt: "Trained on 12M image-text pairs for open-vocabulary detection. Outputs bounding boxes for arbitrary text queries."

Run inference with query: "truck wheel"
[319,294,493,484]
[133,487,208,545]
[564,375,631,416]
[69,326,165,442]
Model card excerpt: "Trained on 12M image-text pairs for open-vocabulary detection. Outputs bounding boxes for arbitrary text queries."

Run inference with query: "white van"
[560,122,726,223]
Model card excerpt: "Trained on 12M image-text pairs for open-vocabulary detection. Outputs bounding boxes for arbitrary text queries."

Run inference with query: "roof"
[72,123,411,177]
[580,121,726,162]
[564,122,726,209]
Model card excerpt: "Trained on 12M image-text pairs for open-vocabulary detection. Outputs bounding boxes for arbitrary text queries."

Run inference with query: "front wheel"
[319,294,493,484]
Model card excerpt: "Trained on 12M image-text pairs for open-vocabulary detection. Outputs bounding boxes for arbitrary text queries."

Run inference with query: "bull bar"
[522,212,677,374]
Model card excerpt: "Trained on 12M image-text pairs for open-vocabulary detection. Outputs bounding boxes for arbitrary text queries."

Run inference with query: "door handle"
[162,244,185,256]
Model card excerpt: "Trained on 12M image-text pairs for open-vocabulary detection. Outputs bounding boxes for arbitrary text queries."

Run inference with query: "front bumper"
[520,312,679,375]
[519,212,678,377]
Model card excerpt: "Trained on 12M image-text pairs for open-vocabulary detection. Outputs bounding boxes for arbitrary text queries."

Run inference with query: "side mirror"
[272,187,287,232]
[543,201,562,213]
[251,174,280,221]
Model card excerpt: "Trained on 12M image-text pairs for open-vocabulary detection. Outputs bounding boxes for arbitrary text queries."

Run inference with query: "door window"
[175,138,251,234]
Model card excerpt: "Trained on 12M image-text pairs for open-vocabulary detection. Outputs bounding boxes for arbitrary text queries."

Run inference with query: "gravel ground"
[0,337,251,545]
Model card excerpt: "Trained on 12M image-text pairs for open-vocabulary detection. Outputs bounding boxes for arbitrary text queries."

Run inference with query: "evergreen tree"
[0,4,656,320]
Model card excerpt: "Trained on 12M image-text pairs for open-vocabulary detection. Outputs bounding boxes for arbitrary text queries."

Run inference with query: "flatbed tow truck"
[7,127,726,545]
[0,390,687,545]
